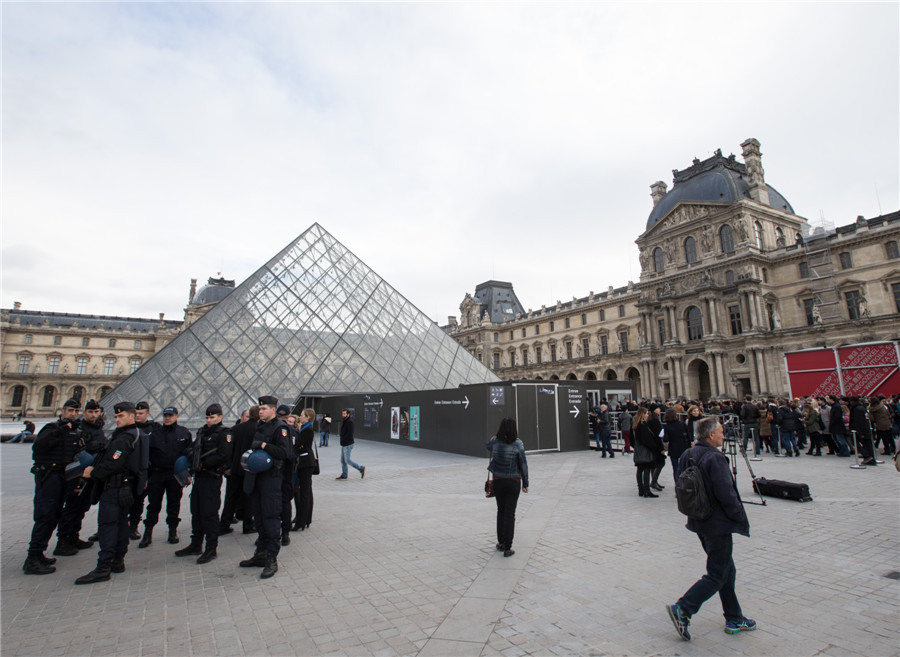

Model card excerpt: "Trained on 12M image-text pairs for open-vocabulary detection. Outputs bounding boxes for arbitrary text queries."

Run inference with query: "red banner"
[785,342,900,397]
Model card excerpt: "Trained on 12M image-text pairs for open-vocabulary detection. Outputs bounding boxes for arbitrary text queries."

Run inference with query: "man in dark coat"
[667,416,755,642]
[220,406,258,535]
[827,395,851,456]
[848,396,876,465]
[127,401,157,540]
[336,409,365,479]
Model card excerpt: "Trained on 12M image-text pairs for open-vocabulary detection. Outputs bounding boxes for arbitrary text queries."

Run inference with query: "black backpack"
[675,449,713,520]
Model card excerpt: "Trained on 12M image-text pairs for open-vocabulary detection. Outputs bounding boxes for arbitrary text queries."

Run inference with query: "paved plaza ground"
[2,438,898,657]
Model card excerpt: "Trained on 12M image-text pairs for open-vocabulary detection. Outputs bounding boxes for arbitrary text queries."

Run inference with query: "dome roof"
[646,150,793,230]
[191,277,235,306]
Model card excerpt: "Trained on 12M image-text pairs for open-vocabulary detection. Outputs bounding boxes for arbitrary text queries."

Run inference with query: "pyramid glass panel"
[100,223,498,427]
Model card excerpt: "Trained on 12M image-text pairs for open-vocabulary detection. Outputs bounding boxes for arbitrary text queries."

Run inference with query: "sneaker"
[666,604,691,641]
[725,617,757,634]
[335,475,348,480]
[360,466,366,479]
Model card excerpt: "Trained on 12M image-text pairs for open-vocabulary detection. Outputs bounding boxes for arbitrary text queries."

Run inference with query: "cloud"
[2,2,897,323]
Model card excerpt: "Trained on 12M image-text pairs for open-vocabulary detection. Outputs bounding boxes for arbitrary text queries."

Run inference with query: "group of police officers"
[23,394,308,583]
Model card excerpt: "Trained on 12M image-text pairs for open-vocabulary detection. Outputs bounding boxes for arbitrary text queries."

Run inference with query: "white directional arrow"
[379,399,384,409]
[463,396,470,409]
[570,406,580,419]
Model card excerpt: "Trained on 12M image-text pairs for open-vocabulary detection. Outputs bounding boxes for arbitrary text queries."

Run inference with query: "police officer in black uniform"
[239,396,291,579]
[276,404,299,545]
[75,402,149,584]
[175,404,233,564]
[23,398,83,575]
[139,406,193,548]
[54,399,108,556]
[128,401,157,540]
[220,406,258,535]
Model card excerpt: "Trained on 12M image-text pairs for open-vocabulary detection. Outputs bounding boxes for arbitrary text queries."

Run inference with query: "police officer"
[138,406,192,548]
[54,399,108,556]
[175,404,233,564]
[75,402,149,584]
[128,401,157,540]
[23,398,83,575]
[220,406,258,535]
[276,404,299,545]
[239,396,291,579]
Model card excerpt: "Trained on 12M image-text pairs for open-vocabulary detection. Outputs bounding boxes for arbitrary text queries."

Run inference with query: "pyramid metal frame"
[100,224,498,427]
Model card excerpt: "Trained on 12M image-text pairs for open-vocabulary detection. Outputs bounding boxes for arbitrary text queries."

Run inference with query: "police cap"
[276,404,291,417]
[258,395,278,406]
[163,406,178,415]
[85,399,101,410]
[63,398,81,409]
[114,401,136,414]
[206,403,223,416]
[136,401,150,411]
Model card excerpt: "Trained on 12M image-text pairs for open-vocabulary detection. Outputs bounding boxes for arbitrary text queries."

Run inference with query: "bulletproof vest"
[79,418,108,453]
[33,420,81,468]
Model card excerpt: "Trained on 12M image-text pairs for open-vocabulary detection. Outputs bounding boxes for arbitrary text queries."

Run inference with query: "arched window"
[99,386,113,398]
[71,386,85,403]
[11,385,26,407]
[684,237,698,263]
[686,306,703,341]
[720,225,734,253]
[41,386,55,407]
[775,227,785,247]
[725,270,735,285]
[754,221,763,249]
[653,247,664,272]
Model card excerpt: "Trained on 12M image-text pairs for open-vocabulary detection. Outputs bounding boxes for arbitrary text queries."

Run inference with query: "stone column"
[713,352,727,397]
[674,357,685,396]
[754,349,768,393]
[708,298,720,335]
[671,306,682,343]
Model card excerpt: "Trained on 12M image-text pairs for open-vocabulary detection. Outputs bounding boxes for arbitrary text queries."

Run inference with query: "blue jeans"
[677,533,744,623]
[10,431,32,443]
[780,430,798,455]
[741,423,759,455]
[832,431,851,456]
[340,444,363,477]
[597,429,613,456]
[320,431,329,446]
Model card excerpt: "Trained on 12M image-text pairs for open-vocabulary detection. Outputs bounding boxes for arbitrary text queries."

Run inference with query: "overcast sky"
[3,2,898,326]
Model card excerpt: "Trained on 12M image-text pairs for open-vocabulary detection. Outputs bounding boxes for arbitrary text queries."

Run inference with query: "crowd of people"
[21,396,364,584]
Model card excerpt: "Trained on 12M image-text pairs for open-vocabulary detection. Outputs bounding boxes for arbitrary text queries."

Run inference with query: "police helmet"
[173,455,192,487]
[65,450,95,481]
[241,449,273,473]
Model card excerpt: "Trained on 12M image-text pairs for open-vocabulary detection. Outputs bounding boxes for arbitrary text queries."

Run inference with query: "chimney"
[189,278,197,304]
[650,181,668,207]
[740,138,769,205]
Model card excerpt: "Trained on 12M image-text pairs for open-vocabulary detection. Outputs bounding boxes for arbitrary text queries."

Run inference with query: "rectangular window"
[581,338,590,357]
[658,318,667,344]
[581,313,587,325]
[130,358,141,373]
[845,290,861,320]
[493,332,498,343]
[599,309,605,321]
[550,345,557,362]
[521,328,526,338]
[82,337,90,347]
[535,325,540,336]
[798,262,810,279]
[24,334,33,344]
[18,355,31,373]
[839,252,852,270]
[109,338,117,348]
[76,357,88,375]
[536,346,542,364]
[893,283,900,313]
[509,330,514,340]
[618,304,625,318]
[803,298,816,326]
[728,304,743,335]
[54,335,62,346]
[104,358,115,375]
[887,241,900,260]
[618,331,629,353]
[600,335,609,355]
[521,349,528,366]
[565,341,573,359]
[493,353,500,369]
[565,317,570,329]
[49,356,60,374]
[134,340,142,350]
[549,321,554,332]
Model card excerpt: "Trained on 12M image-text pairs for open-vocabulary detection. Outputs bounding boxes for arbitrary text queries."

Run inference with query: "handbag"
[311,440,320,476]
[485,446,495,497]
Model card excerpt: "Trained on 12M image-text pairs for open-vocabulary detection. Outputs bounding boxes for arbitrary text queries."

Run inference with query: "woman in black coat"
[633,407,664,498]
[663,408,690,481]
[292,409,319,531]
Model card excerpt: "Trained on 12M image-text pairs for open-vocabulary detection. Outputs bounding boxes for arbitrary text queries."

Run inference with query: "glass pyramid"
[101,224,498,427]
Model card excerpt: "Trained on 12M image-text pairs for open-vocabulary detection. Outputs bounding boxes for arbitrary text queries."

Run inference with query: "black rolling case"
[752,477,812,502]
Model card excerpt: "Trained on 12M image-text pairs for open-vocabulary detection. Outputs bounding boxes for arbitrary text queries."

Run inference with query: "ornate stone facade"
[448,139,900,400]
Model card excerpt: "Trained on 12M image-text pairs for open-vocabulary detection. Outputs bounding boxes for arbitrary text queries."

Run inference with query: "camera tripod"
[722,416,767,507]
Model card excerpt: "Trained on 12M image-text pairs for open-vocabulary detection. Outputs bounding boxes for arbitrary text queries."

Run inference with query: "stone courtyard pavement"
[2,439,898,657]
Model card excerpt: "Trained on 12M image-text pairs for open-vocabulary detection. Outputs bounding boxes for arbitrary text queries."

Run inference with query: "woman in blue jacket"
[486,418,529,557]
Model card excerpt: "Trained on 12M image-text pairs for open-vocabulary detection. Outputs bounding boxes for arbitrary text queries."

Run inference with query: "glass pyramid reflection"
[100,224,499,427]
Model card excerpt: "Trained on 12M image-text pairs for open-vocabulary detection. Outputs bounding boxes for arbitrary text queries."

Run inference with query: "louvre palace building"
[447,138,900,401]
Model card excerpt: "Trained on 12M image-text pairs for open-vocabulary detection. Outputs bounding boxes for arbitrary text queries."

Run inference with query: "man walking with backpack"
[666,416,755,641]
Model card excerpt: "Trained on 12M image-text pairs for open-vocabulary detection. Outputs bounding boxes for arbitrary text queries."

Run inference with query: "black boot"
[88,532,99,542]
[281,533,291,546]
[167,526,180,544]
[71,535,94,550]
[260,556,278,579]
[23,555,56,575]
[36,553,57,565]
[53,538,79,556]
[239,552,268,568]
[197,548,217,564]
[138,524,154,549]
[174,543,203,557]
[129,522,141,541]
[75,564,111,585]
[110,558,126,573]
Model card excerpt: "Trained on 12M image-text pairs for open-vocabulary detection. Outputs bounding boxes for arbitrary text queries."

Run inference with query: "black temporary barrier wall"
[317,380,636,458]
